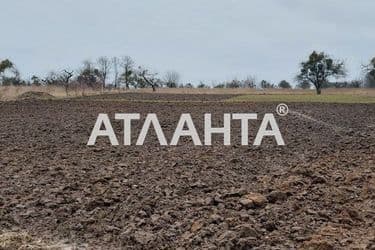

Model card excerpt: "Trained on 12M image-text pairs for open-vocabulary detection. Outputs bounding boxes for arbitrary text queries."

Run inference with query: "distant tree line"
[1,52,375,95]
[0,56,178,94]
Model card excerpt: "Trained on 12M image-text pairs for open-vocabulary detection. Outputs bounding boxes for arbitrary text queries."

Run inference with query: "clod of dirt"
[217,230,237,245]
[223,188,248,198]
[190,221,204,232]
[209,214,223,224]
[241,193,268,207]
[133,230,155,245]
[234,224,260,238]
[17,91,55,100]
[266,190,289,203]
[239,197,255,208]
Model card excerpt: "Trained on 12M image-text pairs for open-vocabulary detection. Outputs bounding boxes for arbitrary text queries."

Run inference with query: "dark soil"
[0,95,374,249]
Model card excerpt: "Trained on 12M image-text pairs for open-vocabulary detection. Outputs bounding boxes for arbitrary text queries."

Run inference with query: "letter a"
[170,114,202,145]
[254,114,285,146]
[87,114,119,145]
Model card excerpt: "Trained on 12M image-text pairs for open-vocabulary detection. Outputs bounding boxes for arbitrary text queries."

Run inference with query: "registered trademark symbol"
[276,103,289,116]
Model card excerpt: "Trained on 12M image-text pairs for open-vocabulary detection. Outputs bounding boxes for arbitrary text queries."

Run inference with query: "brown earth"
[0,94,374,249]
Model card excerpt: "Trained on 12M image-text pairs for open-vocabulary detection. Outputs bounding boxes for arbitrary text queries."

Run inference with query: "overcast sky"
[2,0,374,85]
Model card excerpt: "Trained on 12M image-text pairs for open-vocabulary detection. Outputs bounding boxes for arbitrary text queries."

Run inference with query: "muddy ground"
[0,94,374,249]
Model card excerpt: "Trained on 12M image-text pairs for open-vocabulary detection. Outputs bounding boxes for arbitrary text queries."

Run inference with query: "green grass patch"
[227,94,375,103]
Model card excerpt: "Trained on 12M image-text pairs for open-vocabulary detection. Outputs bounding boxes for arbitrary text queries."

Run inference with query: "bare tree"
[112,57,120,89]
[77,60,101,95]
[164,70,180,88]
[259,80,275,89]
[40,70,73,95]
[137,66,160,92]
[97,56,112,92]
[243,75,257,88]
[61,70,74,96]
[42,71,59,85]
[120,56,135,89]
[363,57,375,88]
[226,78,241,88]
